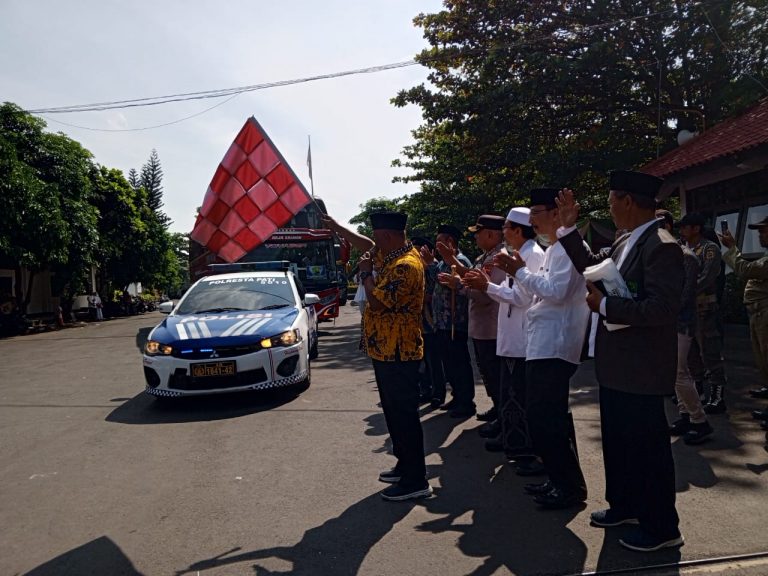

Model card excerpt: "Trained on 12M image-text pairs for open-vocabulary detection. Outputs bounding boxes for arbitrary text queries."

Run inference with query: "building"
[644,97,768,259]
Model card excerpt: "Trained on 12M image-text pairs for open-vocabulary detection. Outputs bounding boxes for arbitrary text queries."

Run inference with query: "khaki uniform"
[723,246,768,386]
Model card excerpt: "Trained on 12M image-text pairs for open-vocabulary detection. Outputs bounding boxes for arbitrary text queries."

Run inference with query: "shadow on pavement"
[311,321,370,372]
[174,491,413,575]
[105,388,302,425]
[135,326,152,354]
[24,535,144,576]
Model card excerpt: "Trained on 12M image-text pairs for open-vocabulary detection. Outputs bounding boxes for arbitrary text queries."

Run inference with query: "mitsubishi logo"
[209,349,219,359]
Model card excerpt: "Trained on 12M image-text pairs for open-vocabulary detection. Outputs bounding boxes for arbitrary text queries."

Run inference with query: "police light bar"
[208,261,291,272]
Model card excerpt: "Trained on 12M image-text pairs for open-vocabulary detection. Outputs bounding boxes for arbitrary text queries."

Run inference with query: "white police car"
[143,262,319,398]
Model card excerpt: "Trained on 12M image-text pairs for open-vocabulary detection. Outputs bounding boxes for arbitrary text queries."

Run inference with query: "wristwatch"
[359,271,373,281]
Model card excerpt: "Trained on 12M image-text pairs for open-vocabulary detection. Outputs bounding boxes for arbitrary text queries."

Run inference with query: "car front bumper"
[142,343,308,397]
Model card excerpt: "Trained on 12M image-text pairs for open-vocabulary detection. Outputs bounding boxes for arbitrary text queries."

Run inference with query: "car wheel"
[309,338,319,360]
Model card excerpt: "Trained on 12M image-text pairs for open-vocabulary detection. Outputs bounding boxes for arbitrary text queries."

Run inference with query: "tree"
[393,1,768,223]
[139,148,170,226]
[0,102,98,310]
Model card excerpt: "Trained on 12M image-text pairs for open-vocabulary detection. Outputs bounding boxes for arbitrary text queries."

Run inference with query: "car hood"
[150,309,299,346]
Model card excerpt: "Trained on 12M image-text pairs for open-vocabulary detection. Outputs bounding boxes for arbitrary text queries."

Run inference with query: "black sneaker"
[523,481,552,495]
[619,528,684,552]
[752,408,768,420]
[380,483,433,501]
[429,396,445,409]
[589,508,639,528]
[378,468,401,484]
[476,407,498,422]
[439,398,456,411]
[750,387,768,399]
[669,414,690,436]
[683,421,713,445]
[704,396,726,414]
[478,419,501,438]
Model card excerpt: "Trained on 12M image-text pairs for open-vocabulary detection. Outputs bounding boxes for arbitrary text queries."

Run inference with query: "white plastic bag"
[584,259,631,332]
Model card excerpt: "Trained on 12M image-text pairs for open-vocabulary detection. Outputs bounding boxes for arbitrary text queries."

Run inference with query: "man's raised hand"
[555,188,580,229]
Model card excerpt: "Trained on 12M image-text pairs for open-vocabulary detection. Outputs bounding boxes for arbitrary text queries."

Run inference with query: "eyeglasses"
[529,207,555,216]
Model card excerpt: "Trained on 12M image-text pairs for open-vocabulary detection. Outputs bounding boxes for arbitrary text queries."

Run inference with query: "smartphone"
[720,220,728,233]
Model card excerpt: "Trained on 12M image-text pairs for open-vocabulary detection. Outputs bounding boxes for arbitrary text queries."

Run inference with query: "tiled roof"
[643,97,768,177]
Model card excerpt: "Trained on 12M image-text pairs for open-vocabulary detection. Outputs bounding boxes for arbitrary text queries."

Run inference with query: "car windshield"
[176,276,296,315]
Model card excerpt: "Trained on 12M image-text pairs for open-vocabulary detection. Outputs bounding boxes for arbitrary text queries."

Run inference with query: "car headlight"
[145,340,174,356]
[261,329,301,349]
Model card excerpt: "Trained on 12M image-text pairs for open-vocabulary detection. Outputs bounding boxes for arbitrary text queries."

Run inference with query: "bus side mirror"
[304,294,320,306]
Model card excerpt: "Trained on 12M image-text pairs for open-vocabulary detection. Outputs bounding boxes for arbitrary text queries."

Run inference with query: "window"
[743,204,768,255]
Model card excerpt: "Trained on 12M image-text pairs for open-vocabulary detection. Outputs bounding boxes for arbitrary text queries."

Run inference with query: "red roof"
[643,97,768,177]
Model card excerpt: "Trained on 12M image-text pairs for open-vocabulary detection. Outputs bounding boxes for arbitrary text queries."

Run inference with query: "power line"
[23,0,739,133]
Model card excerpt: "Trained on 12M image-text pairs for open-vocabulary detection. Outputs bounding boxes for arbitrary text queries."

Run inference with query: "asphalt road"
[1,308,767,576]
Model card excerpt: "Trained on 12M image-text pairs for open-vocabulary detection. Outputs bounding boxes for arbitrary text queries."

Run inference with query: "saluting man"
[557,171,684,552]
[358,211,432,502]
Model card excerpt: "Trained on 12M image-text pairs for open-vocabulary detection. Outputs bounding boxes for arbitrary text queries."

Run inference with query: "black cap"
[609,170,663,199]
[530,188,560,207]
[437,224,462,243]
[467,214,505,232]
[370,211,408,231]
[677,213,706,228]
[748,216,768,230]
[410,236,434,250]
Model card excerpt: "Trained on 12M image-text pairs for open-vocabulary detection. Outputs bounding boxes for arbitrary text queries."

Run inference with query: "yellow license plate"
[191,361,236,378]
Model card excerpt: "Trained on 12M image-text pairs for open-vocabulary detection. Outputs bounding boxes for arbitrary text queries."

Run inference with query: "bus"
[190,198,349,321]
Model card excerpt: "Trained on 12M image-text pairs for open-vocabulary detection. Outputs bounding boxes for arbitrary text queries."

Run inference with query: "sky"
[1,0,444,234]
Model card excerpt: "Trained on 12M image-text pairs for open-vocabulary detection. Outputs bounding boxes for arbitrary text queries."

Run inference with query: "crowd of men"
[322,170,768,554]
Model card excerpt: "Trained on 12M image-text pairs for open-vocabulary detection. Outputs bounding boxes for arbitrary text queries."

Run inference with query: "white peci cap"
[506,207,531,227]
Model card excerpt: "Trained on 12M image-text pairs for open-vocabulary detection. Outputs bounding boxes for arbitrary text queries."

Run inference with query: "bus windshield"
[247,240,337,289]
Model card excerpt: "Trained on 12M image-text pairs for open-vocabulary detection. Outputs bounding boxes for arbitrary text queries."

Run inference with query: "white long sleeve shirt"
[513,240,590,364]
[486,239,546,358]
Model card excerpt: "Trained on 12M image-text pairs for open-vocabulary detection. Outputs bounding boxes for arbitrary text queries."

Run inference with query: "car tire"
[309,338,319,360]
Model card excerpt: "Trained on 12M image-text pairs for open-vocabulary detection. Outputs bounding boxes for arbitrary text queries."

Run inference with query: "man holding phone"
[719,217,768,429]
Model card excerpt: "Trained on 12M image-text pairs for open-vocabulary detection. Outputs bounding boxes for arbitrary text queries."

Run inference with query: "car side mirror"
[158,301,174,314]
[304,294,320,306]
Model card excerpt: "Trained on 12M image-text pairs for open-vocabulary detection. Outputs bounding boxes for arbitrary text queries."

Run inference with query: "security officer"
[719,216,768,423]
[679,213,729,414]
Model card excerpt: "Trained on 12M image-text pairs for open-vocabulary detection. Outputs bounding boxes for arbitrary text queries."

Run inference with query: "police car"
[142,262,319,398]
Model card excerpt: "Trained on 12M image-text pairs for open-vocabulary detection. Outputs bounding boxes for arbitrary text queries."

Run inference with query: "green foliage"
[0,102,188,306]
[392,1,768,224]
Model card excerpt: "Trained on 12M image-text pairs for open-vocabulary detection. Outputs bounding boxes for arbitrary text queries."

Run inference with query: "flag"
[190,117,313,263]
[306,136,313,182]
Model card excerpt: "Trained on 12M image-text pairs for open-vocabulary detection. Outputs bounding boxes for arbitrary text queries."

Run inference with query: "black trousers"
[525,359,586,496]
[421,332,441,398]
[600,386,680,539]
[371,357,427,488]
[499,357,531,452]
[434,329,475,408]
[472,338,502,410]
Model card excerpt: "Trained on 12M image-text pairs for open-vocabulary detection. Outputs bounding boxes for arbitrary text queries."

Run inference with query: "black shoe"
[439,398,456,411]
[589,508,639,528]
[429,396,445,409]
[478,419,501,438]
[523,481,552,496]
[683,421,713,445]
[449,405,476,418]
[669,414,690,436]
[476,407,498,422]
[484,436,504,452]
[752,409,768,420]
[760,420,768,431]
[750,387,768,399]
[533,487,586,510]
[380,483,433,501]
[378,468,402,484]
[619,528,684,552]
[515,459,546,477]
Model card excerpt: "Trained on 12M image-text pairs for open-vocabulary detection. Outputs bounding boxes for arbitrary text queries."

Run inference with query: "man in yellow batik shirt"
[357,211,432,501]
